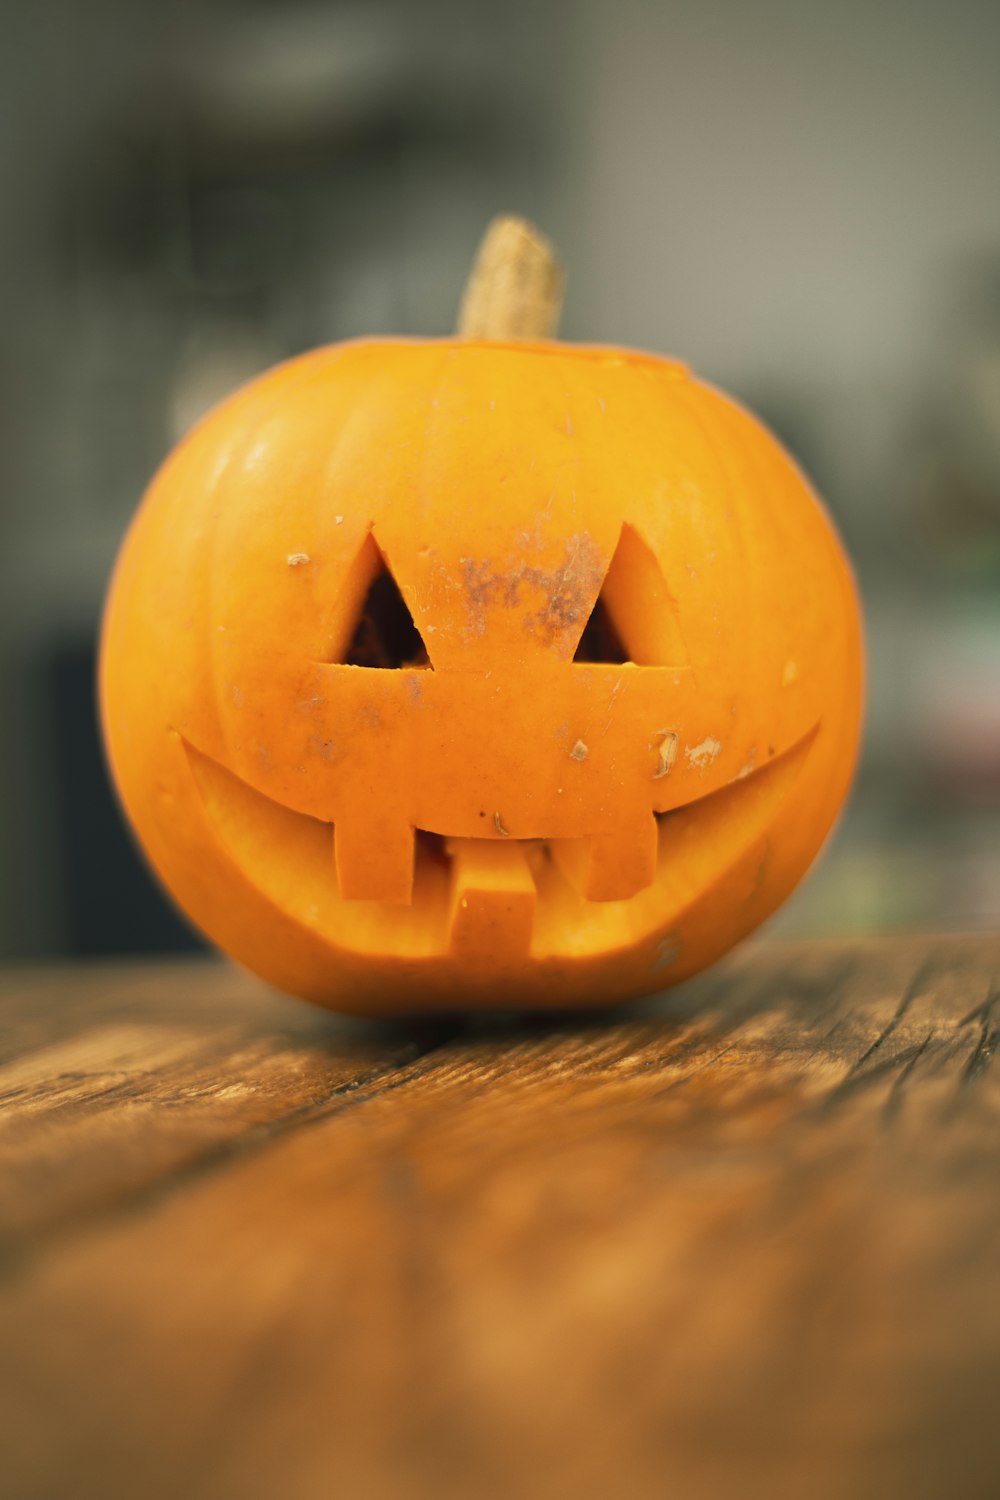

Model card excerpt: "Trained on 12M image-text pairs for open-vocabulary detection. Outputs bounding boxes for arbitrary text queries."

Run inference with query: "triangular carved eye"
[571,523,688,669]
[344,548,430,669]
[573,595,631,664]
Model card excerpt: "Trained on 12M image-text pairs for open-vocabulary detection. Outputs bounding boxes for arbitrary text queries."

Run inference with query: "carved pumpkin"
[100,219,863,1014]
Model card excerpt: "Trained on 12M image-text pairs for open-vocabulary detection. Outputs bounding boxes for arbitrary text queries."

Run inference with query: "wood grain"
[0,935,998,1500]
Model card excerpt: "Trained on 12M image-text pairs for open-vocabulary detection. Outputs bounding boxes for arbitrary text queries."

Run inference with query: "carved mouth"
[179,726,817,963]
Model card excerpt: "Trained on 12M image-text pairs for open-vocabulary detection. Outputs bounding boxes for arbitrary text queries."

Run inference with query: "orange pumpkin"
[100,219,863,1015]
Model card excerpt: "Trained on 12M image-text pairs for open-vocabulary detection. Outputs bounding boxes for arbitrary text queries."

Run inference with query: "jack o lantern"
[100,218,863,1015]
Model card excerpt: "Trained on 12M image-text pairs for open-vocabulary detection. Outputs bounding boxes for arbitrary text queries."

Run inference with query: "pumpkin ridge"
[205,353,377,778]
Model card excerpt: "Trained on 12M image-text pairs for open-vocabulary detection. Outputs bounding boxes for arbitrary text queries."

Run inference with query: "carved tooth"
[551,814,659,902]
[585,815,659,900]
[447,839,536,960]
[334,818,415,904]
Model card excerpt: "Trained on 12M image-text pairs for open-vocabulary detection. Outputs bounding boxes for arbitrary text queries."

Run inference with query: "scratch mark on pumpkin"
[651,934,681,973]
[494,812,510,837]
[734,747,757,781]
[600,676,625,739]
[525,533,605,644]
[458,534,604,646]
[653,730,678,779]
[308,736,336,763]
[458,557,516,636]
[685,737,722,769]
[287,552,310,567]
[752,840,772,894]
[569,739,589,762]
[297,695,326,716]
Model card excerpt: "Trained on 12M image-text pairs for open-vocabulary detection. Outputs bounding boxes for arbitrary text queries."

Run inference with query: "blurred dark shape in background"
[1,0,998,959]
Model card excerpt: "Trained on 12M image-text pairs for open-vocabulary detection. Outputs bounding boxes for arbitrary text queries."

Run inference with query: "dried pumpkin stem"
[456,215,564,340]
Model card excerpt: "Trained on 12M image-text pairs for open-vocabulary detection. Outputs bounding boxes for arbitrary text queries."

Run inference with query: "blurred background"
[1,0,998,961]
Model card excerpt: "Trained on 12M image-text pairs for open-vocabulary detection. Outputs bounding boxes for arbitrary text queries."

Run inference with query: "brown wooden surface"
[0,934,998,1500]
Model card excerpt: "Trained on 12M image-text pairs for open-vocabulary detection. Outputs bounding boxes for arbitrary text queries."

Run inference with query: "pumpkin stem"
[456,216,564,340]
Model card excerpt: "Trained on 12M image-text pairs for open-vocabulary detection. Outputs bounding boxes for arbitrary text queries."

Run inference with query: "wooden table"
[0,934,997,1500]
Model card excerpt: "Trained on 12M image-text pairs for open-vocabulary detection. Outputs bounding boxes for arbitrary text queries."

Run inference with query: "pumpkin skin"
[100,337,863,1015]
